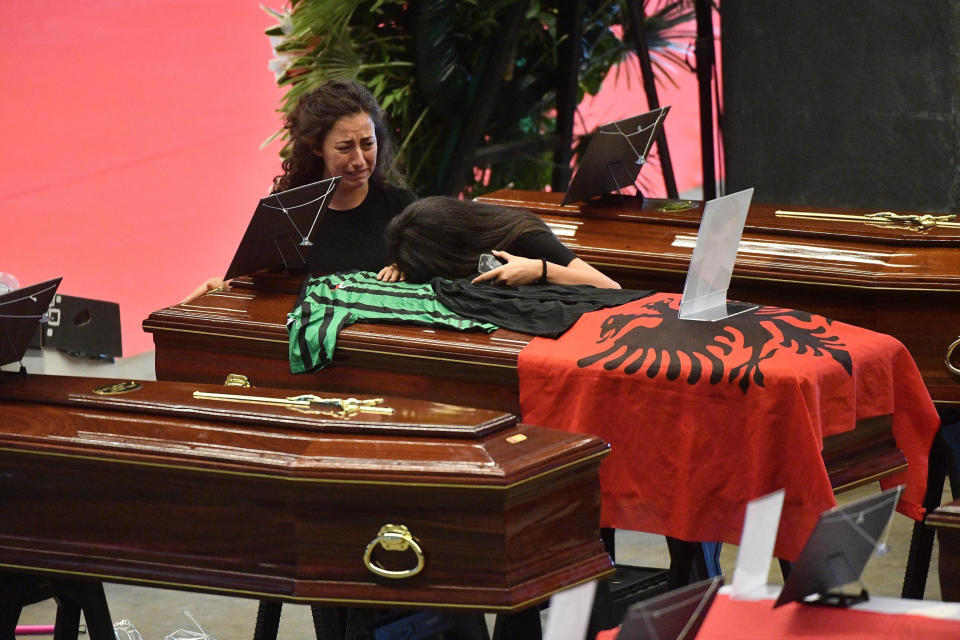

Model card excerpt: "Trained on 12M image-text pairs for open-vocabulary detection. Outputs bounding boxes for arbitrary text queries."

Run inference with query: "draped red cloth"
[518,293,939,560]
[595,594,960,640]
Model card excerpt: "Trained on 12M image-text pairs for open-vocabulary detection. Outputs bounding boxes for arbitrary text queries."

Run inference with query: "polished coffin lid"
[0,375,611,608]
[474,190,960,290]
[479,189,960,249]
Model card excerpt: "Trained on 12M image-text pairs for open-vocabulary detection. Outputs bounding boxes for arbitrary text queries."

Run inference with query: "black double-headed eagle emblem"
[577,297,852,393]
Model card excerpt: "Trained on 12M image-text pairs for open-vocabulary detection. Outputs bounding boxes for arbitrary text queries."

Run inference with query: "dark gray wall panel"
[721,1,960,212]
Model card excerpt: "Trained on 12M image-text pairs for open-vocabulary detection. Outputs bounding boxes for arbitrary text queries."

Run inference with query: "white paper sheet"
[543,580,598,640]
[732,489,785,598]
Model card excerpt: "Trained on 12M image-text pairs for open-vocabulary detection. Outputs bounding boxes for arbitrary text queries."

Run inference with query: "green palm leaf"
[266,0,696,196]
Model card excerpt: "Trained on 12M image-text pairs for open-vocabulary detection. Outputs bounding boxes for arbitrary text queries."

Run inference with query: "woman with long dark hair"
[386,196,620,289]
[274,81,395,193]
[273,80,415,280]
[183,80,414,302]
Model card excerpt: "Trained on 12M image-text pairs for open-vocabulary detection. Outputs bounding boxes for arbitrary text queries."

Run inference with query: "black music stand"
[225,176,341,280]
[774,485,903,608]
[0,277,62,376]
[616,576,721,640]
[561,106,670,206]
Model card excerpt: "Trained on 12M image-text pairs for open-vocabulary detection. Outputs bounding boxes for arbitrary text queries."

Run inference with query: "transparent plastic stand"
[113,618,143,640]
[678,189,757,323]
[162,611,217,640]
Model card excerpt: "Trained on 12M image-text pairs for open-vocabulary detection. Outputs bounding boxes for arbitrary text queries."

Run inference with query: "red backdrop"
[0,1,284,355]
[0,3,711,356]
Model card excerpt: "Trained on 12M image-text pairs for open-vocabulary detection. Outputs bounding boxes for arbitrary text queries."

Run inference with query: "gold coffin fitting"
[224,373,251,387]
[363,524,425,579]
[92,381,142,395]
[947,337,960,378]
[191,391,394,418]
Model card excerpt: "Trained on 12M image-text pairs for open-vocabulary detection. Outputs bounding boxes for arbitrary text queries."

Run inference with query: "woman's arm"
[472,250,620,289]
[181,277,225,304]
[544,256,621,289]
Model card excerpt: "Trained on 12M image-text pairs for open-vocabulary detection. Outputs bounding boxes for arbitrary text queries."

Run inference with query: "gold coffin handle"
[224,374,251,387]
[947,337,960,378]
[363,524,425,579]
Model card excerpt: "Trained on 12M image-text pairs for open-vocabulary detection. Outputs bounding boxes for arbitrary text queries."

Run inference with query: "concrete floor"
[6,350,953,638]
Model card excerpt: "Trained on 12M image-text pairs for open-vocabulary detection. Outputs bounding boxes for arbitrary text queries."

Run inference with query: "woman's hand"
[471,250,541,286]
[471,252,621,289]
[377,263,404,282]
[181,277,225,304]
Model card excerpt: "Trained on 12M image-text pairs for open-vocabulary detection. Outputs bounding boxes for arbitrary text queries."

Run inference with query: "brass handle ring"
[947,337,960,377]
[363,524,425,579]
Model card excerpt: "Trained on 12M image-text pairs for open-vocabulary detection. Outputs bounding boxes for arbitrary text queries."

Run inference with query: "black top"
[308,181,417,274]
[504,230,577,267]
[431,280,654,338]
[429,228,645,337]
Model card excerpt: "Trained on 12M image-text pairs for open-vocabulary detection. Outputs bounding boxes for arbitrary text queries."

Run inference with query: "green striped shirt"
[288,271,498,373]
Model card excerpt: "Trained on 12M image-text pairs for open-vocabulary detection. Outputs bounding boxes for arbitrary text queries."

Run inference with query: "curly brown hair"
[272,80,398,193]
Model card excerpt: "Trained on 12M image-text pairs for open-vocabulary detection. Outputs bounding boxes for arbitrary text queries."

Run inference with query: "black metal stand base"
[802,588,869,608]
[0,573,113,640]
[253,601,491,640]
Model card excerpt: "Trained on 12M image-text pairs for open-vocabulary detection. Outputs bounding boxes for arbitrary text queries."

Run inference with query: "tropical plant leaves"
[266,0,695,196]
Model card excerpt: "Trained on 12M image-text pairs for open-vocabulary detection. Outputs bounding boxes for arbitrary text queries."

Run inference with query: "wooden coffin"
[475,190,960,401]
[0,375,612,610]
[142,279,904,496]
[926,498,960,602]
[145,191,960,409]
[145,282,529,414]
[143,191,944,494]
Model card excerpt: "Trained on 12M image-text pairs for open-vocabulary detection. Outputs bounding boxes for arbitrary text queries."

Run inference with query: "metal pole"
[625,0,679,199]
[695,0,716,199]
[552,0,584,192]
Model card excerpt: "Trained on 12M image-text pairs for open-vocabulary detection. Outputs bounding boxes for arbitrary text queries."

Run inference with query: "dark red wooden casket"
[0,375,611,610]
[144,190,960,410]
[925,499,960,602]
[475,190,960,401]
[142,190,958,493]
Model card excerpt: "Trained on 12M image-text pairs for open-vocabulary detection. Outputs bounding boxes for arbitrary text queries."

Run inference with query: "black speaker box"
[721,1,960,212]
[43,294,122,359]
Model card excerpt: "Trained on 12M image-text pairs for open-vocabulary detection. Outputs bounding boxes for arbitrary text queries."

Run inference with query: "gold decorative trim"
[141,324,288,344]
[0,561,613,611]
[831,463,908,494]
[658,201,698,212]
[338,345,517,369]
[0,446,608,491]
[776,209,959,229]
[193,391,394,418]
[93,381,142,395]
[224,374,251,387]
[142,324,519,369]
